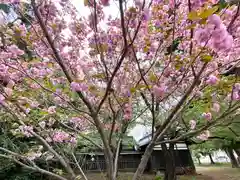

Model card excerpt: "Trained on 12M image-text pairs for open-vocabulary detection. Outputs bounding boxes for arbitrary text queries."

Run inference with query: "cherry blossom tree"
[0,0,239,180]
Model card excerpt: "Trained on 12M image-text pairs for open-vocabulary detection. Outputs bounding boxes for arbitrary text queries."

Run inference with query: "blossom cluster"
[232,83,240,100]
[70,117,89,131]
[123,103,132,121]
[52,130,77,144]
[195,14,233,53]
[197,130,210,141]
[19,125,34,137]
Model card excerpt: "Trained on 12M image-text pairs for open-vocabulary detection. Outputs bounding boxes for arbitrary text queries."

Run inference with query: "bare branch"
[71,152,88,180]
[154,62,208,142]
[119,0,127,46]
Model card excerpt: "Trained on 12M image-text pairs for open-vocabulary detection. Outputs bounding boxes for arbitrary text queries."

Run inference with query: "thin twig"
[71,152,88,180]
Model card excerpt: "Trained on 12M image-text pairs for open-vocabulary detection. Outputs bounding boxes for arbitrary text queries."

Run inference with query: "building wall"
[77,146,195,173]
[78,153,143,172]
[151,150,195,170]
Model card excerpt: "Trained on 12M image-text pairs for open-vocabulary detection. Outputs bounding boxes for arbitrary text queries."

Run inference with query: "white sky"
[72,0,120,18]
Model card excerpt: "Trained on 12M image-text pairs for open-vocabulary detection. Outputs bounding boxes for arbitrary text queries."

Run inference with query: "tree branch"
[154,62,208,142]
[0,150,68,180]
[227,2,240,33]
[71,152,88,180]
[31,0,93,113]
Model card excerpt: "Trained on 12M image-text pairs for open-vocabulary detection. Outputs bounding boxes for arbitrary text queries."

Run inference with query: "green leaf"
[188,11,199,20]
[186,23,197,30]
[92,73,105,79]
[130,87,137,93]
[0,4,10,14]
[199,6,219,19]
[174,60,183,70]
[71,91,79,101]
[149,71,158,82]
[217,0,228,11]
[200,54,213,63]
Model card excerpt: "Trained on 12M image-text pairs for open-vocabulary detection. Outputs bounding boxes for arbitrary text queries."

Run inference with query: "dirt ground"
[85,166,240,180]
[195,166,240,180]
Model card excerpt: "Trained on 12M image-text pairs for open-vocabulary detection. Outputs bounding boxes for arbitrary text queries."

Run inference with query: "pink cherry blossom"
[30,101,39,108]
[202,112,212,121]
[235,83,240,91]
[70,117,88,130]
[212,35,233,52]
[142,9,150,21]
[162,5,169,11]
[8,45,24,57]
[70,82,88,92]
[0,94,5,104]
[0,0,19,4]
[189,120,196,130]
[25,108,31,114]
[208,14,222,27]
[197,130,210,141]
[53,96,64,105]
[101,0,110,6]
[232,91,240,100]
[194,28,210,45]
[211,28,228,43]
[19,125,33,137]
[4,87,12,97]
[206,75,219,85]
[152,84,167,99]
[18,24,27,36]
[70,117,82,127]
[7,80,15,89]
[52,131,70,143]
[30,83,41,89]
[169,0,175,8]
[123,103,132,121]
[211,103,220,113]
[69,136,77,145]
[48,106,56,114]
[135,0,142,9]
[123,113,131,120]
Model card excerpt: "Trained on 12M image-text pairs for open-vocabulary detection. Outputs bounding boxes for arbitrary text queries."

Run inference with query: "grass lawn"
[85,166,240,180]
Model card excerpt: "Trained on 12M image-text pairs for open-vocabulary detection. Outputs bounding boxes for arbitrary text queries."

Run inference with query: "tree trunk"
[208,153,215,164]
[113,140,122,180]
[162,143,177,180]
[102,148,114,180]
[197,157,201,165]
[226,148,239,168]
[234,149,240,164]
[132,140,156,180]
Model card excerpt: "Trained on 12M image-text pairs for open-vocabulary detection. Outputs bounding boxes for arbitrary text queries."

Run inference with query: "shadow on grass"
[85,173,212,180]
[196,162,231,167]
